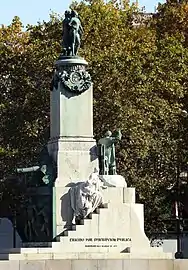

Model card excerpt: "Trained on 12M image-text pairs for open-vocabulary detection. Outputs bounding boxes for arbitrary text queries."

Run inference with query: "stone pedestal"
[49,177,172,257]
[48,56,98,186]
[48,56,98,237]
[52,185,150,253]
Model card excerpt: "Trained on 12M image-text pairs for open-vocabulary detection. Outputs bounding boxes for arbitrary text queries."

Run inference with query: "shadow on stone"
[60,190,73,230]
[121,247,130,253]
[90,145,98,162]
[65,181,83,188]
[60,86,77,99]
[54,229,69,241]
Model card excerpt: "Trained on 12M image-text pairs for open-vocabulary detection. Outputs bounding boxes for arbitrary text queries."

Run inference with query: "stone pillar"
[48,56,98,187]
[48,56,98,237]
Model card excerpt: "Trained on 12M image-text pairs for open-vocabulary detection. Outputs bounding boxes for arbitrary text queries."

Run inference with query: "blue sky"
[0,0,166,26]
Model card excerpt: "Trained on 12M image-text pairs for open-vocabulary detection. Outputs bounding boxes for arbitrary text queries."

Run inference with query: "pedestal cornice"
[55,56,88,67]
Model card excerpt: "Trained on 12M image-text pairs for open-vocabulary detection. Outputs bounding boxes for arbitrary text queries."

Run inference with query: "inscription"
[70,237,131,242]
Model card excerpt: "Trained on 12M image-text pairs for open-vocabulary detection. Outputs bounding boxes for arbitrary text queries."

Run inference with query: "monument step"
[55,203,150,253]
[55,203,109,238]
[22,242,53,248]
[60,215,100,239]
[76,203,108,223]
[48,201,168,256]
[58,203,109,238]
[102,187,135,204]
[0,204,172,257]
[0,250,173,260]
[58,202,146,239]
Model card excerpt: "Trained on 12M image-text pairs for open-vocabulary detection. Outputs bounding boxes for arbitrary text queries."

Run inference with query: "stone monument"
[0,10,173,262]
[48,9,98,237]
[40,9,172,257]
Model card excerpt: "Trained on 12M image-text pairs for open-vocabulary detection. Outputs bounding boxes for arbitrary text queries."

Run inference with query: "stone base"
[52,184,172,258]
[52,202,150,253]
[48,137,98,187]
[53,185,136,238]
[3,180,171,260]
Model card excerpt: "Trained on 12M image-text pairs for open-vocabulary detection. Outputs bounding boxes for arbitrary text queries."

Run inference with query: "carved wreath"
[58,69,92,94]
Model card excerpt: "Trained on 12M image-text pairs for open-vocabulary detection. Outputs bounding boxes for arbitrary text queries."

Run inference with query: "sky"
[0,0,166,27]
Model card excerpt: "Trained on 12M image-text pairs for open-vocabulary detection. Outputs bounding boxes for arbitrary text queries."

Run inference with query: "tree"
[0,16,60,176]
[0,16,60,221]
[154,0,188,45]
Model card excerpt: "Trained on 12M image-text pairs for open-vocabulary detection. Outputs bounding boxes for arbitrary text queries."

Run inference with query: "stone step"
[22,242,53,248]
[55,204,108,239]
[58,203,145,239]
[0,241,165,257]
[0,247,55,254]
[56,203,150,252]
[60,214,100,239]
[0,196,174,259]
[130,246,164,254]
[102,187,135,204]
[0,250,173,260]
[9,201,170,258]
[59,203,109,238]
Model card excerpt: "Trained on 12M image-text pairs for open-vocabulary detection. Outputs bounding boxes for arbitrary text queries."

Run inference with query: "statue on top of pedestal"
[51,10,91,94]
[62,10,83,56]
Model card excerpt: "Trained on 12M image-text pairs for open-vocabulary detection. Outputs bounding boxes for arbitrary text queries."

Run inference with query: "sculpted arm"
[112,130,122,142]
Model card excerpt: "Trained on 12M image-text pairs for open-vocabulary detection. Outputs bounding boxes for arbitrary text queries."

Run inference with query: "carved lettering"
[69,237,131,243]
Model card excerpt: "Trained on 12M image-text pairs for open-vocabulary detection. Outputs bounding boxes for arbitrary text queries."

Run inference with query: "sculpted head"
[105,130,112,137]
[71,10,78,18]
[65,10,71,17]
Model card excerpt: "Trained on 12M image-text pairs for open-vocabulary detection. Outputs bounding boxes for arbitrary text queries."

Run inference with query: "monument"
[0,10,173,263]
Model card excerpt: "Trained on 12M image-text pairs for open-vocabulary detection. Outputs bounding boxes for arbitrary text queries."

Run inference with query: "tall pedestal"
[48,56,98,236]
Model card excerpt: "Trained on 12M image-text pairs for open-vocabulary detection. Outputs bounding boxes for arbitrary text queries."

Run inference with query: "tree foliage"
[1,0,188,236]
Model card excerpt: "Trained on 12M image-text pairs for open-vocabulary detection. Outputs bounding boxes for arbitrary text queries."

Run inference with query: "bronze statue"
[62,10,83,56]
[62,10,71,55]
[98,130,122,175]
